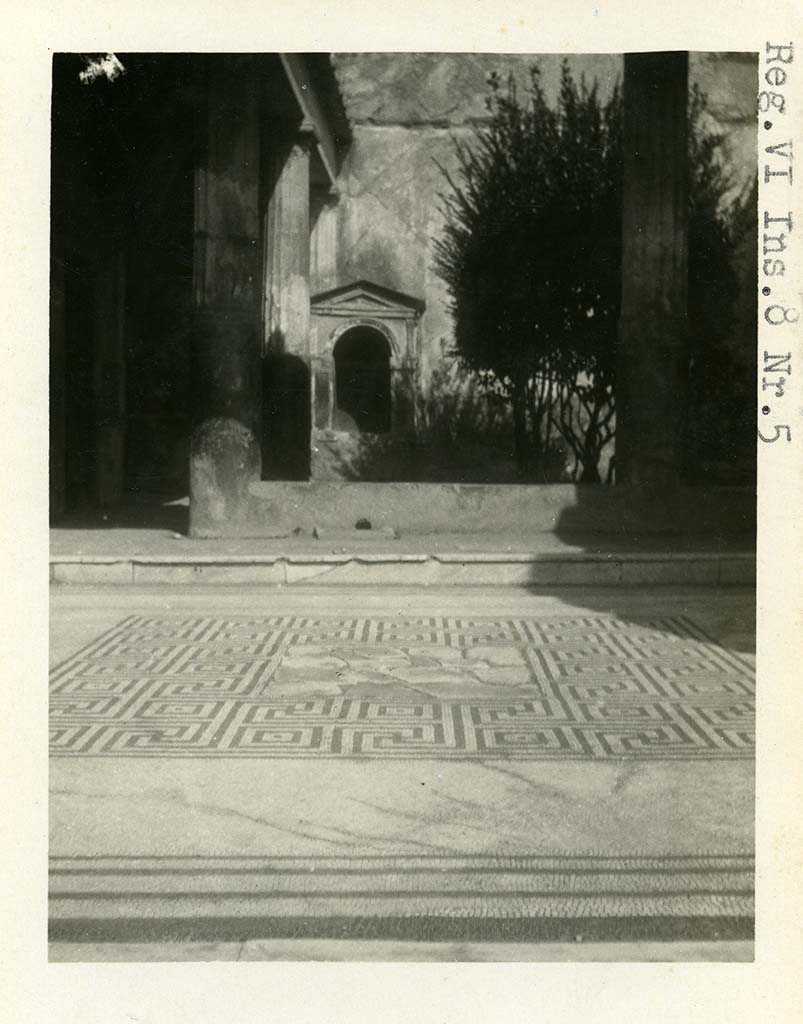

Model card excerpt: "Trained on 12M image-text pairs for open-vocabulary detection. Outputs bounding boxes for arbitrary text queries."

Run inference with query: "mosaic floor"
[50,614,755,760]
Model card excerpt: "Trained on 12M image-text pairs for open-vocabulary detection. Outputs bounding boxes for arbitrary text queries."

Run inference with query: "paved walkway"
[49,585,755,957]
[50,525,755,558]
[50,526,756,587]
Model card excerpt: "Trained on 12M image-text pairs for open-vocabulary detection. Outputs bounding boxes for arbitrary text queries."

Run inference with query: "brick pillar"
[190,56,262,536]
[617,52,689,487]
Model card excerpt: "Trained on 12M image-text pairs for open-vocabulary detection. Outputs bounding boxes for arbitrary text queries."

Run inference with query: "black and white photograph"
[2,1,802,1016]
[46,46,761,962]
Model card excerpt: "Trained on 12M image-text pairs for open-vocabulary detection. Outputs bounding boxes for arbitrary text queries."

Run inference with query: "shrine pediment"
[311,280,425,319]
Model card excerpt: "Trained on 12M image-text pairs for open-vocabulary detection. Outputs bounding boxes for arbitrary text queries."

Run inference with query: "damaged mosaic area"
[50,615,755,759]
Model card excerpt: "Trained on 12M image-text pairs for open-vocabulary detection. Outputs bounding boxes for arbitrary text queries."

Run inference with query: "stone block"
[433,557,622,587]
[284,561,346,584]
[353,553,426,563]
[189,416,261,538]
[312,526,398,542]
[432,560,536,587]
[133,562,285,585]
[719,558,756,584]
[621,559,719,585]
[436,552,537,563]
[132,564,200,584]
[52,561,133,584]
[286,557,437,586]
[527,560,622,586]
[339,558,437,586]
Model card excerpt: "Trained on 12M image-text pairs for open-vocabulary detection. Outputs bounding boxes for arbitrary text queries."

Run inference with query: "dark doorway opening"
[333,326,391,433]
[50,53,196,527]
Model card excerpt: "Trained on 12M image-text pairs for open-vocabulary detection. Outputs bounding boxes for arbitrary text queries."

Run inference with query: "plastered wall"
[319,53,758,392]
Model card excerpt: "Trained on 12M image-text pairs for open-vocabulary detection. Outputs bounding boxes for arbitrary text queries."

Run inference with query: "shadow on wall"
[262,335,311,482]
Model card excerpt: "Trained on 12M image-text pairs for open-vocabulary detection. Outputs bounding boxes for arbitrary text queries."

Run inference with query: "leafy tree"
[683,93,755,484]
[434,61,748,483]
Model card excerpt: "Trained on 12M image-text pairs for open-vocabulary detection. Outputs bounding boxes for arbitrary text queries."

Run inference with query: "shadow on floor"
[51,500,189,535]
[549,484,756,655]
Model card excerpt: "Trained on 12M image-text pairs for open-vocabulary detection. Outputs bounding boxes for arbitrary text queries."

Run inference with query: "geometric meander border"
[50,614,755,760]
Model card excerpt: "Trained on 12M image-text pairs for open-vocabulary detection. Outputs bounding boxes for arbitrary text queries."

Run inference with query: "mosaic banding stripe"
[49,852,755,925]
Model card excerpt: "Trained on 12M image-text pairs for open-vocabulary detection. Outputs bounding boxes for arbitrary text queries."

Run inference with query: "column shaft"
[92,247,126,508]
[310,190,338,293]
[49,206,67,520]
[617,52,689,487]
[190,56,262,536]
[264,134,312,355]
[261,131,313,480]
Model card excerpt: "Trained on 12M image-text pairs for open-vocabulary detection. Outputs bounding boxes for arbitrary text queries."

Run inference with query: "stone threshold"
[50,550,755,586]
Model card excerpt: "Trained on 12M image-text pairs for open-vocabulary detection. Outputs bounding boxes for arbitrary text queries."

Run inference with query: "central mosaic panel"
[50,615,755,759]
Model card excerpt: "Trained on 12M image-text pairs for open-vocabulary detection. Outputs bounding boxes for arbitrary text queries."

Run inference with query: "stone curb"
[49,552,756,586]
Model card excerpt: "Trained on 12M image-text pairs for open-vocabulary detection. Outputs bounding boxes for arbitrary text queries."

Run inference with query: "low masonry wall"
[189,481,756,539]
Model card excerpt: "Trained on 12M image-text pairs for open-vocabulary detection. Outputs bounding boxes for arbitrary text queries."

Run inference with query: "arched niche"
[332,324,392,434]
[309,280,424,443]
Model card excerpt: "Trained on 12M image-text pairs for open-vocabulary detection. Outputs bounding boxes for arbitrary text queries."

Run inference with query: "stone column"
[262,130,313,479]
[190,56,262,536]
[49,203,66,521]
[264,130,313,356]
[92,247,126,509]
[310,189,339,293]
[617,52,689,487]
